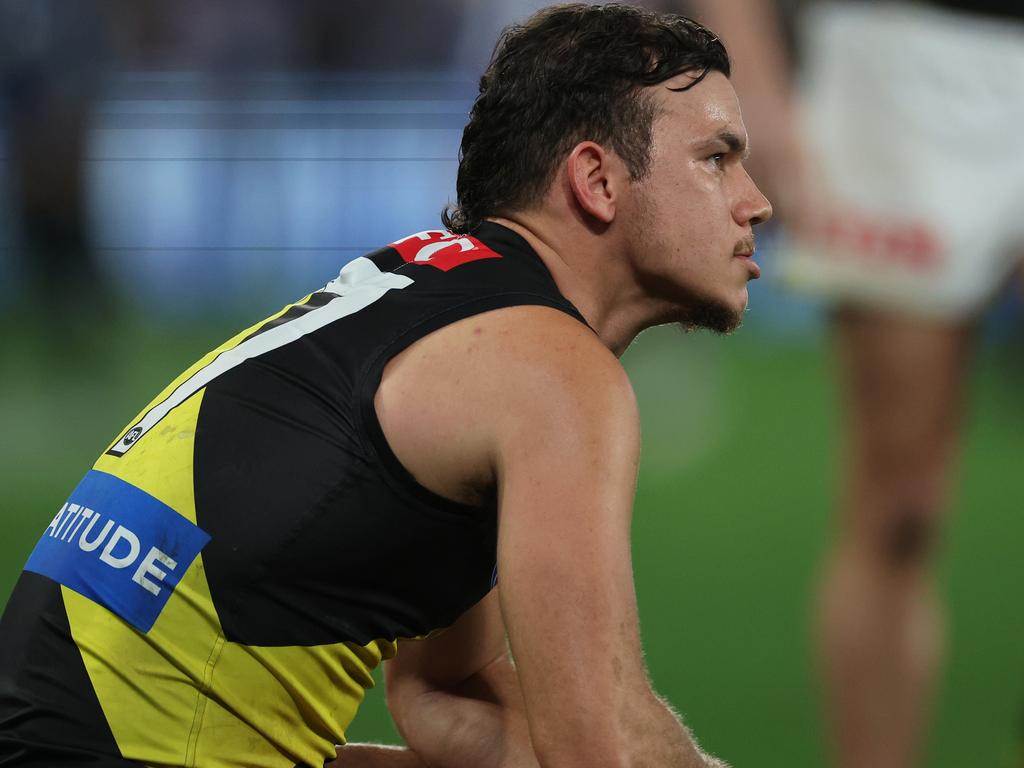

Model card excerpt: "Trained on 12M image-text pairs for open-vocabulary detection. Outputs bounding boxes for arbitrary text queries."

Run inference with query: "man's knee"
[849,464,949,569]
[843,497,942,570]
[881,504,939,566]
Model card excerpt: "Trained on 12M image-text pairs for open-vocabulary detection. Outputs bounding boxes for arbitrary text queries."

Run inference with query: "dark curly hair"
[442,3,730,234]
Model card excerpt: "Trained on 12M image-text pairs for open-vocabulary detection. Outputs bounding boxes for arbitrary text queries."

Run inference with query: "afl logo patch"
[123,427,143,446]
[389,230,502,272]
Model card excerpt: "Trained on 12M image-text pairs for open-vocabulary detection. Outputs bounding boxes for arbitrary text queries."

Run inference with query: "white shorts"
[780,2,1024,319]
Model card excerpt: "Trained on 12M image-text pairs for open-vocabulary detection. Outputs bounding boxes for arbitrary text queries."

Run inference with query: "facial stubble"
[630,186,745,335]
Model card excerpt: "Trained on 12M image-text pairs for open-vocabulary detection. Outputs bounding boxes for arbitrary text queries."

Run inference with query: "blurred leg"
[819,308,976,768]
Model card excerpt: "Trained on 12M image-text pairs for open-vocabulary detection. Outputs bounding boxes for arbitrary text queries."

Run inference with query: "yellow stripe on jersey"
[65,328,399,767]
[104,295,314,456]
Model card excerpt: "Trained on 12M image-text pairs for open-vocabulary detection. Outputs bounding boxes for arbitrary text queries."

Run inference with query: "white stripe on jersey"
[109,257,413,456]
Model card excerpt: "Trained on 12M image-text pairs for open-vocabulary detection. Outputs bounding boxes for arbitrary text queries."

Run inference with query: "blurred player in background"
[0,5,770,767]
[0,0,108,342]
[693,1,1024,766]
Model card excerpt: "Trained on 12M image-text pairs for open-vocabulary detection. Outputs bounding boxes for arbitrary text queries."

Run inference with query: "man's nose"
[737,169,773,226]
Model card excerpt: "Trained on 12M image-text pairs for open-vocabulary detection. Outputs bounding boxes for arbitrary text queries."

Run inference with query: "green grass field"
[2,316,1022,767]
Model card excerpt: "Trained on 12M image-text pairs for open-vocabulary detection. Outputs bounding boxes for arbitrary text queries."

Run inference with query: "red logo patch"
[389,230,502,272]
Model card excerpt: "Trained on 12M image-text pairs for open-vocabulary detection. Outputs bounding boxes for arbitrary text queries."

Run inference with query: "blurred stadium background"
[1,2,1022,766]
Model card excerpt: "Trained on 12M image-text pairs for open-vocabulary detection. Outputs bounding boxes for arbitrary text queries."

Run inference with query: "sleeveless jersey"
[0,222,586,768]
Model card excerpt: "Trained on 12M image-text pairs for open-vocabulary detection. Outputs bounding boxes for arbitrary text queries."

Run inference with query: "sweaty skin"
[334,72,769,768]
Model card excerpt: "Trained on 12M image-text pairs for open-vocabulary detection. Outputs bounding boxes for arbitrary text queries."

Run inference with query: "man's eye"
[707,153,726,170]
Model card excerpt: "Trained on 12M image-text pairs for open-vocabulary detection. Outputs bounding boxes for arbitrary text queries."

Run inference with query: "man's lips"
[733,248,761,279]
[729,240,761,280]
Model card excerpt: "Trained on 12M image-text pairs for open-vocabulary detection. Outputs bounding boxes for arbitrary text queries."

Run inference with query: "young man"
[0,5,770,767]
[692,1,1024,766]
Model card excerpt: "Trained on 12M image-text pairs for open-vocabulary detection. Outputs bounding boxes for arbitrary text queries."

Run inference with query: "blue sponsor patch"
[24,470,210,633]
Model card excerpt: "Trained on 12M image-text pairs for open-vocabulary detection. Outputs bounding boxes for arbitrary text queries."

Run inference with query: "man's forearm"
[329,744,427,767]
[368,687,726,768]
[385,627,724,768]
[526,688,724,768]
[386,653,541,768]
[395,688,539,768]
[623,693,729,768]
[335,710,724,768]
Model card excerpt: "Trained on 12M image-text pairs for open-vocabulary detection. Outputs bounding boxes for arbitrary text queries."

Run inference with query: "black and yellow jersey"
[0,222,586,768]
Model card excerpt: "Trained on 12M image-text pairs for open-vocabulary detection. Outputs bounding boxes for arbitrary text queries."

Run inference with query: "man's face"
[627,71,772,333]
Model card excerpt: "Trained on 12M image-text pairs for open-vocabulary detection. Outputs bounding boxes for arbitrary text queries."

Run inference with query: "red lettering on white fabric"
[389,230,502,272]
[815,211,942,271]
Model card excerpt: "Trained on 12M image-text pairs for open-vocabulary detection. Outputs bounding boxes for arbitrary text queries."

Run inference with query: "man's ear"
[566,141,619,225]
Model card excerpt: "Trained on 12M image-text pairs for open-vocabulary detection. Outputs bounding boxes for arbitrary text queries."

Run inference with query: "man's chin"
[681,298,744,334]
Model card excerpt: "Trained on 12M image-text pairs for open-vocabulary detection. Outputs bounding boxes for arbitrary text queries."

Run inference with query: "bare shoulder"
[375,304,638,505]
[382,303,631,396]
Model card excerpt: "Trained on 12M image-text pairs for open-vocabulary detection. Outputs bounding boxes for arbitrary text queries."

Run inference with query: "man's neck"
[486,215,660,357]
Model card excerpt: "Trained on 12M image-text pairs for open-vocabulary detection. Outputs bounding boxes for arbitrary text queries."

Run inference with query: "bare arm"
[329,744,427,767]
[342,306,725,767]
[486,313,717,768]
[331,591,533,767]
[389,590,538,767]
